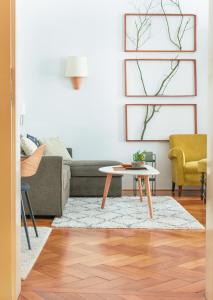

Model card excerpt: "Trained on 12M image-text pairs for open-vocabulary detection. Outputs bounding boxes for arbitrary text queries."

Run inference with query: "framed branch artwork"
[125,13,196,52]
[124,59,197,97]
[125,104,197,142]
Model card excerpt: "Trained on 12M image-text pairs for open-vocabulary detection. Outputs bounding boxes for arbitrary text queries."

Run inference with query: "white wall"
[16,0,208,189]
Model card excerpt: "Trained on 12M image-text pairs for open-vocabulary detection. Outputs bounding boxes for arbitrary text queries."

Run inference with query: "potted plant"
[132,151,146,168]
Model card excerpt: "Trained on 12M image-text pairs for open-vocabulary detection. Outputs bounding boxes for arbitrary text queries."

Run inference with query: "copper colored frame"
[125,104,198,142]
[124,58,197,97]
[124,13,197,53]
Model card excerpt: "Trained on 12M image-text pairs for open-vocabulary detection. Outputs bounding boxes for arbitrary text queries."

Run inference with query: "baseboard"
[122,189,200,192]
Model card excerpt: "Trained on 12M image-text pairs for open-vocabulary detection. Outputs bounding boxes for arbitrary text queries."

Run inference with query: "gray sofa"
[22,149,122,216]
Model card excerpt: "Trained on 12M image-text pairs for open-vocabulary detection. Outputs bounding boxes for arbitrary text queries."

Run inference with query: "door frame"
[206,1,213,299]
[0,0,20,299]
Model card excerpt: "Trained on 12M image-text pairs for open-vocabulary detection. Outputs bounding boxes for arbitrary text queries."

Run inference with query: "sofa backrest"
[169,134,207,162]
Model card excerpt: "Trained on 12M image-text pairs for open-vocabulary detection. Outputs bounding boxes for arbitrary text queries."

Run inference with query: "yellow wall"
[0,0,19,299]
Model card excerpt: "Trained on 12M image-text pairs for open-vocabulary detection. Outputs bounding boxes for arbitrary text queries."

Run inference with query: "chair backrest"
[169,134,207,162]
[21,145,45,178]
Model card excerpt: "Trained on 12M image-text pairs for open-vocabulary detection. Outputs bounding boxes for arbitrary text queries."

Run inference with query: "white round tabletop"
[99,165,160,176]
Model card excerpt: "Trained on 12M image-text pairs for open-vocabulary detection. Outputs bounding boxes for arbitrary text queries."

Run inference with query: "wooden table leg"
[144,176,153,218]
[137,176,143,202]
[101,173,112,209]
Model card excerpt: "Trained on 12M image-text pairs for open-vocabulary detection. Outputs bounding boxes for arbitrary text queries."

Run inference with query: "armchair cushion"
[184,161,199,174]
[198,159,207,173]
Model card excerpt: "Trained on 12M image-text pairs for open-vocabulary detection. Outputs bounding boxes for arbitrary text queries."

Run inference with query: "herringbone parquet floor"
[19,191,206,300]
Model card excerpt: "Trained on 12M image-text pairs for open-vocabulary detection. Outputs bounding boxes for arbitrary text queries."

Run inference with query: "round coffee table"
[99,165,160,218]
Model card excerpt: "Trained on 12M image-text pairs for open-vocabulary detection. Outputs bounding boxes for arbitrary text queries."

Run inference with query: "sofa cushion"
[39,137,72,161]
[69,160,121,177]
[184,161,199,174]
[21,137,38,155]
[27,134,40,146]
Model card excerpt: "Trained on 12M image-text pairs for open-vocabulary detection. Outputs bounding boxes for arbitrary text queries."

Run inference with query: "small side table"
[99,165,160,218]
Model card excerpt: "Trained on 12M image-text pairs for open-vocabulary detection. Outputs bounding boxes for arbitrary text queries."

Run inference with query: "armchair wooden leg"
[172,182,175,194]
[201,172,207,204]
[204,173,207,204]
[178,186,182,197]
[201,173,204,201]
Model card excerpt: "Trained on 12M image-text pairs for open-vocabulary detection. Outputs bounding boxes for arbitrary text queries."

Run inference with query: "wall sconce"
[65,56,88,90]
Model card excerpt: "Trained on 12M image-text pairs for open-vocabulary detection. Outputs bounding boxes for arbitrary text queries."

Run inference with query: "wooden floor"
[19,191,206,300]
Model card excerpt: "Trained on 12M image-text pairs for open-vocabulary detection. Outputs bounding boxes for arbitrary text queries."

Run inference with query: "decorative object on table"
[52,196,204,230]
[132,150,145,168]
[99,165,160,218]
[21,145,45,249]
[125,104,197,142]
[21,227,52,280]
[124,58,197,97]
[124,13,196,53]
[65,56,88,90]
[121,162,132,168]
[168,134,207,197]
[133,151,157,196]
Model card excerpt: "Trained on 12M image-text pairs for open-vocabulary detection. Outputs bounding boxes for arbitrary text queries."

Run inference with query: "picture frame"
[124,58,197,97]
[125,104,197,142]
[124,13,197,52]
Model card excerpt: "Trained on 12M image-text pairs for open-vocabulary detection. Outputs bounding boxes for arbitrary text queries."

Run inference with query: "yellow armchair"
[168,134,207,196]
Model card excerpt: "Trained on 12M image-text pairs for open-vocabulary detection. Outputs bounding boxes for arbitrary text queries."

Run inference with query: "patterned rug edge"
[52,196,204,230]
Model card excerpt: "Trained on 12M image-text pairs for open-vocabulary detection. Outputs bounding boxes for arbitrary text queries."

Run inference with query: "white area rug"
[21,227,52,280]
[52,196,204,230]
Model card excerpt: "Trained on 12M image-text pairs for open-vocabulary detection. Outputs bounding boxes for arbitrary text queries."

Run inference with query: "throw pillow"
[39,137,72,161]
[27,134,40,147]
[21,137,38,156]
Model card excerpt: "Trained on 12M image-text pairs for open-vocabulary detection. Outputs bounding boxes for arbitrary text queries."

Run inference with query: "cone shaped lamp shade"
[65,56,88,90]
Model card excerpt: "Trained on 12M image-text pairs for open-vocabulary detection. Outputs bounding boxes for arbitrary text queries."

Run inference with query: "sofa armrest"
[22,156,66,216]
[38,156,63,175]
